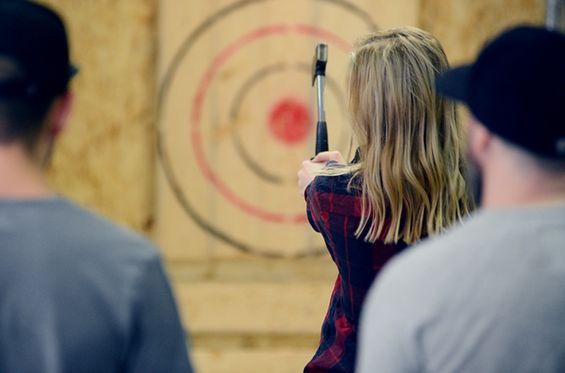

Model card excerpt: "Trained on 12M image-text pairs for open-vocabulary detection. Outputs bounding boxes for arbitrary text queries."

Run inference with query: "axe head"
[312,43,328,86]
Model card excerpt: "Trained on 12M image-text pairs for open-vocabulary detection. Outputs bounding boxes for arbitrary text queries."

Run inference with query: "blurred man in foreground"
[0,1,193,372]
[357,25,565,373]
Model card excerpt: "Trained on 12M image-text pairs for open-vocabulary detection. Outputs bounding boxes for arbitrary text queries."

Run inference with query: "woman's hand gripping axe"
[312,44,329,155]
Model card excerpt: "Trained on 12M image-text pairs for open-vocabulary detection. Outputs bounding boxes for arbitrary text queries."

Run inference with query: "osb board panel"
[420,0,545,64]
[39,0,157,233]
[156,0,420,261]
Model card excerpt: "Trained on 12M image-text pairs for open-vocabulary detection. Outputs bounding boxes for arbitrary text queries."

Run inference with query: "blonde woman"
[298,27,473,373]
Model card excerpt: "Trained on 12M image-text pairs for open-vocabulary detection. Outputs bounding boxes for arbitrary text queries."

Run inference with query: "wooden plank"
[165,257,336,283]
[174,282,334,335]
[190,333,318,350]
[191,349,314,373]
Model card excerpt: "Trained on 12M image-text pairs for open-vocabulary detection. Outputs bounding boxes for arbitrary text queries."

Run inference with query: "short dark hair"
[532,151,565,174]
[0,0,76,150]
[0,58,58,149]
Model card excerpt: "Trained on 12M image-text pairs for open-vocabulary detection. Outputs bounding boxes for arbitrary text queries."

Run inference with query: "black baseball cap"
[437,25,565,159]
[0,0,77,102]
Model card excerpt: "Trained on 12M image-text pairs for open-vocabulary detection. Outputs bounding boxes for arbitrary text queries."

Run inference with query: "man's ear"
[468,115,492,164]
[48,91,74,137]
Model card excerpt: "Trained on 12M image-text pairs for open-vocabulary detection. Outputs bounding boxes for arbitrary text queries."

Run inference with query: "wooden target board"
[156,0,419,259]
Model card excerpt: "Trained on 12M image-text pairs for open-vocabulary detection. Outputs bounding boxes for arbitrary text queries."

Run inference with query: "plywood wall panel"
[420,0,545,64]
[40,0,157,233]
[177,282,333,335]
[156,0,420,262]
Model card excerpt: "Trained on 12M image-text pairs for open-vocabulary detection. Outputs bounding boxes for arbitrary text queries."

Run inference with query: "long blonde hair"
[328,27,472,244]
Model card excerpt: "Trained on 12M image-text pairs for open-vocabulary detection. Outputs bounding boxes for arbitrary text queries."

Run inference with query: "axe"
[312,43,329,155]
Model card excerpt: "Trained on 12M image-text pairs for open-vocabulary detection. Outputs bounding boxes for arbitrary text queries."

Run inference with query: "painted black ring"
[229,62,347,185]
[157,0,377,258]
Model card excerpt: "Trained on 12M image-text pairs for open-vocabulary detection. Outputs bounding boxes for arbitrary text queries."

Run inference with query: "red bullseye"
[268,98,311,145]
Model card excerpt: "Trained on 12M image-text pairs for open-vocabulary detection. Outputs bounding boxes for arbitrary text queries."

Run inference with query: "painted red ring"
[191,23,351,224]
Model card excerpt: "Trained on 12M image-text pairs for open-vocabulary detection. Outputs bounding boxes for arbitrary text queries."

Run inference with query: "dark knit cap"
[0,0,77,102]
[437,25,565,159]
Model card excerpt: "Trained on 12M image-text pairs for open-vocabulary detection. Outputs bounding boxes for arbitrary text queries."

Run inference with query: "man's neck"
[481,159,565,209]
[0,143,52,199]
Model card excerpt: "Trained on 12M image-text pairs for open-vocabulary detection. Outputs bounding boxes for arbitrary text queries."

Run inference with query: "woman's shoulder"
[308,171,363,218]
[312,167,361,196]
[314,174,354,194]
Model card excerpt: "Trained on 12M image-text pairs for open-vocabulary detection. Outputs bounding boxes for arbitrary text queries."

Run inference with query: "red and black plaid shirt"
[304,173,407,373]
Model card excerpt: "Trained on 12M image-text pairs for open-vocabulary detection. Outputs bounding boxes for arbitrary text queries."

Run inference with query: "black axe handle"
[312,44,329,156]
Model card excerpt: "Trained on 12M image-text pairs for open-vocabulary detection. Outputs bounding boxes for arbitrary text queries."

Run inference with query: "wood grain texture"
[40,0,157,233]
[420,0,545,64]
[156,0,420,261]
[192,349,315,373]
[175,282,334,335]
